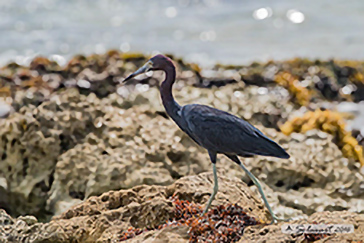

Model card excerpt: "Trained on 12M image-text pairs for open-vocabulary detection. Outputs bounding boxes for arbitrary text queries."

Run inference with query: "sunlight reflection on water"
[0,0,363,67]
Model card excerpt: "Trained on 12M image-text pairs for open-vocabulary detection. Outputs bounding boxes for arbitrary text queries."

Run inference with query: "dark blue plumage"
[123,54,290,224]
[180,104,290,159]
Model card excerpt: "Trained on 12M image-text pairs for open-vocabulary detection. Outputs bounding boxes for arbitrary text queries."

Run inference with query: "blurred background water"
[0,0,363,67]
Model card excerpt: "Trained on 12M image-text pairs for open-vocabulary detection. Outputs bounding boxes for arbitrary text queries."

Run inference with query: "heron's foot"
[269,215,293,224]
[202,205,209,215]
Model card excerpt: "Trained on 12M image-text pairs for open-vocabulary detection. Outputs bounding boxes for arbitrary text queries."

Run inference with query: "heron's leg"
[226,155,286,224]
[203,151,218,214]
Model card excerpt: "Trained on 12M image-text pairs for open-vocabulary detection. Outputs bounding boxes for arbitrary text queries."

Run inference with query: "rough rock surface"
[1,82,364,222]
[0,173,270,242]
[1,174,363,243]
[232,129,364,218]
[1,54,364,242]
[128,211,364,243]
[0,82,296,219]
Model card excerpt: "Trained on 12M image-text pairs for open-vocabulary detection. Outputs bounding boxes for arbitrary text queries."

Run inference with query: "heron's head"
[123,54,172,82]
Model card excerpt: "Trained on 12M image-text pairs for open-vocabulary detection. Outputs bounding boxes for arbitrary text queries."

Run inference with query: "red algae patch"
[120,197,260,242]
[120,227,147,241]
[187,203,260,242]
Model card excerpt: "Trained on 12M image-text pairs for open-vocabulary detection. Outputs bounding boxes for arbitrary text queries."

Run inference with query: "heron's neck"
[160,65,181,119]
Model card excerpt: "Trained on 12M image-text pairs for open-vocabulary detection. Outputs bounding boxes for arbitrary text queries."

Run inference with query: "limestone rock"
[0,108,61,218]
[0,173,269,242]
[118,211,364,243]
[1,64,364,235]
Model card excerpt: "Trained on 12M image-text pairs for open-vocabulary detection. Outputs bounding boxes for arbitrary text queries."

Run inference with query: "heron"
[123,55,290,224]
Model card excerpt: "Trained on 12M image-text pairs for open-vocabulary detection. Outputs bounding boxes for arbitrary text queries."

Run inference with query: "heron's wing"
[181,104,289,158]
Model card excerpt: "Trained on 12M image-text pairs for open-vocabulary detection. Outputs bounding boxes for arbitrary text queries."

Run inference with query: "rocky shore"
[1,52,364,242]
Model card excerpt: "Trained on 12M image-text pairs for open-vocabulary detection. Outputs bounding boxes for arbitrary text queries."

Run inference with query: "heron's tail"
[257,135,290,159]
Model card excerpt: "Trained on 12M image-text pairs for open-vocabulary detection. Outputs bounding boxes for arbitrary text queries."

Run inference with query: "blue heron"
[123,55,290,223]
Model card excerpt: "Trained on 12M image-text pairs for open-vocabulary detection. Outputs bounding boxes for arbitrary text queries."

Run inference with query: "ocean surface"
[0,0,364,67]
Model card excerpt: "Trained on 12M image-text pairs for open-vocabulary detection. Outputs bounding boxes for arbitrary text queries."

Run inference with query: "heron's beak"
[123,61,153,82]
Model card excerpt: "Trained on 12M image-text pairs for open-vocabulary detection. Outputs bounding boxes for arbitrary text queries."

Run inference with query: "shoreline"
[0,51,364,242]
